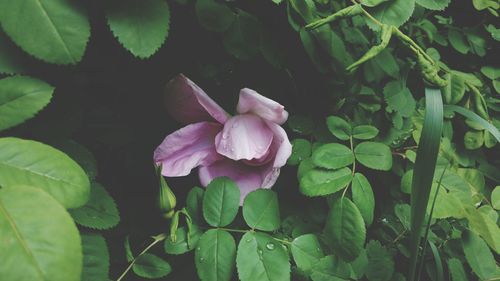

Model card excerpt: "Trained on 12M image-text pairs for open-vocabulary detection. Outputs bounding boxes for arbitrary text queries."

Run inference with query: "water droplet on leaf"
[266,243,275,250]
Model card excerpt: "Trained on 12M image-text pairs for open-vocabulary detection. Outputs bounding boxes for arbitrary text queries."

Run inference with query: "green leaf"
[310,255,351,281]
[0,0,90,64]
[481,66,500,80]
[0,186,82,281]
[350,249,369,279]
[352,173,375,226]
[291,234,325,272]
[81,234,110,281]
[464,130,483,150]
[445,105,500,142]
[187,186,205,223]
[443,72,466,104]
[69,182,120,230]
[288,139,312,165]
[368,0,416,27]
[299,168,353,197]
[164,225,202,255]
[462,230,497,280]
[324,197,366,261]
[365,240,394,281]
[195,229,236,281]
[447,258,467,281]
[222,10,261,60]
[464,205,500,253]
[383,81,416,117]
[448,29,469,54]
[416,0,451,10]
[242,189,280,231]
[54,140,98,180]
[352,125,379,140]
[107,0,170,59]
[133,253,171,279]
[394,203,411,230]
[326,116,351,140]
[354,141,393,171]
[0,137,90,208]
[312,143,354,169]
[195,0,235,32]
[492,186,500,210]
[0,76,54,131]
[202,177,240,227]
[408,88,443,281]
[0,35,26,74]
[361,0,391,7]
[236,232,290,281]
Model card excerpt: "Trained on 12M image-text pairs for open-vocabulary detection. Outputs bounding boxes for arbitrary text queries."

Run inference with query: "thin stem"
[116,234,167,281]
[350,0,383,27]
[216,227,250,234]
[273,237,292,245]
[342,136,356,199]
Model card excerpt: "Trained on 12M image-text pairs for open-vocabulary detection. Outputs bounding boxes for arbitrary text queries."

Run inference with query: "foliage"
[0,0,499,280]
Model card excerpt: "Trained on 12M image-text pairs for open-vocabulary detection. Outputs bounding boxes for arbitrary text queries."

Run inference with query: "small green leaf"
[361,0,391,7]
[352,173,375,226]
[312,143,354,169]
[0,76,54,131]
[300,168,353,197]
[365,240,394,281]
[352,125,379,140]
[81,234,110,281]
[222,10,261,60]
[236,232,290,281]
[448,29,469,54]
[164,225,202,255]
[464,130,483,150]
[70,182,120,230]
[491,186,500,210]
[416,0,451,10]
[291,234,325,273]
[394,203,411,230]
[462,230,497,280]
[133,253,171,279]
[195,0,235,32]
[195,229,236,281]
[202,177,240,227]
[107,0,170,59]
[310,255,352,281]
[288,139,312,165]
[354,141,393,171]
[464,206,500,253]
[447,258,467,281]
[326,116,351,140]
[0,137,90,208]
[187,186,205,223]
[0,0,90,64]
[324,197,366,261]
[243,189,280,231]
[0,186,82,281]
[367,0,416,27]
[383,81,416,117]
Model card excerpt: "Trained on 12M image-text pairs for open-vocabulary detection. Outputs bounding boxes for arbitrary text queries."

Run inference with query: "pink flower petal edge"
[236,88,289,125]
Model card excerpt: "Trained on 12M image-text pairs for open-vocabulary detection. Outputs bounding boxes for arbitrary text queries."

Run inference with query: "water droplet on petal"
[266,243,275,251]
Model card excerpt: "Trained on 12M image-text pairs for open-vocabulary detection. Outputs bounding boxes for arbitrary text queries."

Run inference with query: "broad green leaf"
[448,29,469,54]
[0,35,26,74]
[447,258,467,281]
[354,141,393,171]
[324,197,366,261]
[431,189,464,219]
[0,76,54,131]
[481,66,500,80]
[394,203,411,230]
[297,157,315,180]
[288,139,312,165]
[462,230,497,280]
[107,0,170,59]
[492,186,500,210]
[352,173,375,226]
[0,0,90,64]
[242,189,280,231]
[0,186,82,281]
[312,143,354,169]
[202,177,240,227]
[361,0,391,7]
[416,0,451,10]
[478,205,498,223]
[54,140,98,180]
[222,10,261,60]
[81,234,110,281]
[368,0,416,27]
[195,229,236,281]
[352,125,379,140]
[0,137,90,208]
[383,81,416,117]
[310,255,351,281]
[326,116,351,140]
[464,206,500,253]
[133,253,171,279]
[236,232,290,281]
[350,249,368,279]
[299,168,353,197]
[187,186,205,223]
[195,0,235,32]
[70,182,120,230]
[443,73,466,104]
[373,49,400,78]
[291,234,325,272]
[164,225,202,255]
[365,240,394,281]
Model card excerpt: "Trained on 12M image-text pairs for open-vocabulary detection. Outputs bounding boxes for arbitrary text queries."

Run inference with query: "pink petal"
[265,121,292,168]
[198,159,270,205]
[165,74,230,124]
[215,114,274,161]
[154,122,223,177]
[236,88,289,125]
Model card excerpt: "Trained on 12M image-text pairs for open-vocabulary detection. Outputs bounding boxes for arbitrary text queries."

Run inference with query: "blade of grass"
[445,105,500,142]
[428,241,444,281]
[408,88,443,281]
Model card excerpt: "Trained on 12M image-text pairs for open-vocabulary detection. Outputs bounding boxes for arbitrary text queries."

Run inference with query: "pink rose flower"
[154,74,292,203]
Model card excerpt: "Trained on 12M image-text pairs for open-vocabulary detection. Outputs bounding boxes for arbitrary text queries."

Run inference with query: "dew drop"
[258,249,263,255]
[266,243,275,251]
[199,257,204,263]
